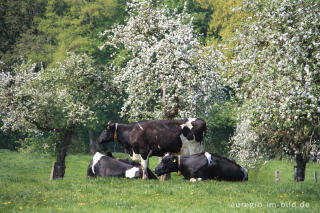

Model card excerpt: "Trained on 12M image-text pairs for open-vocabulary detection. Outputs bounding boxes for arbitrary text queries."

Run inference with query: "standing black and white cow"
[87,152,157,179]
[97,118,206,179]
[154,152,248,182]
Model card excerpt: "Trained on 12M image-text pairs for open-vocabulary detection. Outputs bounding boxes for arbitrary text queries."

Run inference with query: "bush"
[204,98,236,156]
[18,132,59,154]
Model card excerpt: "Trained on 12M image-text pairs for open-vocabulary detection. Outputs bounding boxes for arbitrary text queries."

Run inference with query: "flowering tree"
[230,119,264,169]
[229,0,320,181]
[100,0,224,121]
[0,53,111,179]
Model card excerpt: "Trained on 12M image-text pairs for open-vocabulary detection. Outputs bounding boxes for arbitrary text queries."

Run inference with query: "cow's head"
[98,121,116,144]
[155,155,179,176]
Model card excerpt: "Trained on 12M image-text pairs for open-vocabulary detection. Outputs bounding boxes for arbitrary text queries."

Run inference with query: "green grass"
[0,149,319,213]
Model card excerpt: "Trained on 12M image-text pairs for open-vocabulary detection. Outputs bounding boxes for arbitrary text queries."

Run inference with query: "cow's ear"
[107,121,115,130]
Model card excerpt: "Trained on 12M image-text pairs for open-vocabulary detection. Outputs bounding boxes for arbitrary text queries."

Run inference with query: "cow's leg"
[190,178,203,182]
[159,154,171,181]
[141,150,152,180]
[190,178,197,182]
[158,157,165,181]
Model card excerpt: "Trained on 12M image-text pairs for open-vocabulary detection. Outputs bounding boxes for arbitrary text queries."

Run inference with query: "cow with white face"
[97,118,206,179]
[178,118,204,155]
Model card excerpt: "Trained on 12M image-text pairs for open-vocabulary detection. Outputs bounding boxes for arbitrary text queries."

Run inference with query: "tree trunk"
[294,154,307,182]
[50,130,73,180]
[89,129,98,154]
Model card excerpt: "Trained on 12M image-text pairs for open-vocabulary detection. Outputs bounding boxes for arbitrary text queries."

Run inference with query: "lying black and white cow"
[87,152,157,179]
[154,152,248,182]
[97,118,206,179]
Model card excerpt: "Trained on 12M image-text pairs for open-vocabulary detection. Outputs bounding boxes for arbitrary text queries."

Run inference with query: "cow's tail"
[203,122,207,142]
[241,167,248,181]
[147,168,158,180]
[199,121,207,144]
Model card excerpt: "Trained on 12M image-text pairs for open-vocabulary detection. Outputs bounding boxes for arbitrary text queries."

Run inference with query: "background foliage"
[1,0,239,155]
[228,0,320,168]
[102,0,225,121]
[2,0,318,172]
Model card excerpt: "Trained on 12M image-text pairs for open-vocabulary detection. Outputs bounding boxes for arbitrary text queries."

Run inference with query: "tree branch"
[25,117,64,132]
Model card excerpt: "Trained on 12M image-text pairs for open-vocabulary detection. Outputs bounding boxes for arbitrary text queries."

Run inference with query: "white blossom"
[101,0,225,120]
[230,119,264,168]
[228,0,320,165]
[0,53,111,132]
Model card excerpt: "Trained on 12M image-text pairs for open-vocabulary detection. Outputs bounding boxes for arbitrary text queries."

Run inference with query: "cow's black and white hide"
[310,151,320,163]
[154,152,248,182]
[105,152,158,179]
[87,152,157,179]
[97,118,206,179]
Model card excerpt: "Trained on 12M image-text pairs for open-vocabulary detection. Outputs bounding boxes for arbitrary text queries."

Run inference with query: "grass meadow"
[0,149,319,213]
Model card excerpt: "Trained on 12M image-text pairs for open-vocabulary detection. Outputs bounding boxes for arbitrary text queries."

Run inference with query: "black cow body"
[155,152,248,182]
[97,119,206,179]
[87,152,157,179]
